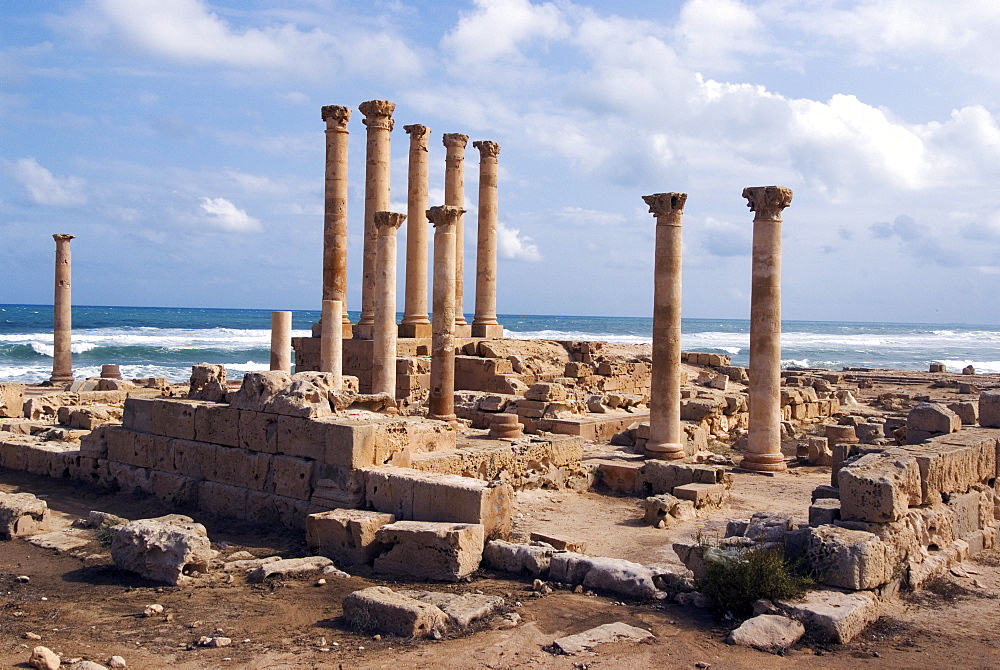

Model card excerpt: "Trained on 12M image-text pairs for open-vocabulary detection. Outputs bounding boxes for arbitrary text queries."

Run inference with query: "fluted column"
[642,193,687,460]
[321,105,352,334]
[742,185,793,473]
[400,124,433,339]
[270,311,292,373]
[427,205,464,425]
[357,99,395,340]
[443,133,471,337]
[372,211,406,397]
[320,299,343,389]
[472,140,504,339]
[50,234,74,384]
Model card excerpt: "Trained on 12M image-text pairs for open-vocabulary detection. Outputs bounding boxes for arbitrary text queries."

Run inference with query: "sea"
[2,304,1000,383]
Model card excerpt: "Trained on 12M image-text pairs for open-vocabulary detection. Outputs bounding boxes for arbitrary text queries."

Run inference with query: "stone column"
[372,211,406,397]
[472,140,504,338]
[321,104,352,334]
[320,299,343,389]
[356,99,395,340]
[50,234,74,384]
[742,185,793,473]
[427,205,464,425]
[270,311,293,373]
[443,133,471,337]
[399,124,433,339]
[643,193,687,460]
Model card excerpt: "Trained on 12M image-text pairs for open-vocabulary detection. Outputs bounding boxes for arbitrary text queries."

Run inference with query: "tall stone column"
[320,299,343,389]
[443,133,471,337]
[270,311,293,373]
[742,185,793,473]
[372,211,406,397]
[427,205,464,425]
[642,193,687,460]
[400,124,433,339]
[50,234,75,384]
[321,104,352,334]
[472,140,504,338]
[356,99,395,340]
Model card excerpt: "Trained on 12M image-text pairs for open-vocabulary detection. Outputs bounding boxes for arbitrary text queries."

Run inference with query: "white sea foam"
[936,360,1000,374]
[1,327,312,352]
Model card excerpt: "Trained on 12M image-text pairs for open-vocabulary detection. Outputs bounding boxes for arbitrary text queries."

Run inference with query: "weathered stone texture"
[373,520,485,581]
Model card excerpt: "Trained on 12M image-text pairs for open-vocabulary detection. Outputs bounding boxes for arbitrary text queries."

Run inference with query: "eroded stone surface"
[342,586,447,638]
[110,515,214,586]
[726,614,804,653]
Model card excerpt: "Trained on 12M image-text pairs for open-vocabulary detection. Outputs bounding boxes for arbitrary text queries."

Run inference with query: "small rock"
[16,575,30,583]
[142,604,164,617]
[23,632,42,640]
[29,646,60,670]
[196,636,232,648]
[69,661,109,670]
[108,656,127,668]
[695,663,711,669]
[573,585,584,594]
[373,634,382,641]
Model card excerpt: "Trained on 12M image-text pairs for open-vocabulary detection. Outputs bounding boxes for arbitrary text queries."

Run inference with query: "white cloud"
[497,221,541,261]
[441,0,569,68]
[675,0,763,72]
[198,196,261,232]
[3,157,86,206]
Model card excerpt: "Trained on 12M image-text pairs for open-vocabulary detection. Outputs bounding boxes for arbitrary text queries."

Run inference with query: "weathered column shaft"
[357,100,395,339]
[400,124,432,338]
[320,299,343,389]
[321,105,352,327]
[372,211,406,397]
[472,140,503,338]
[443,133,469,331]
[643,193,687,460]
[427,205,464,424]
[743,185,793,473]
[51,234,75,384]
[270,311,293,373]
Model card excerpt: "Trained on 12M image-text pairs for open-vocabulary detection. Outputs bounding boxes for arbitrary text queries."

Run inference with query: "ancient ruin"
[50,234,74,384]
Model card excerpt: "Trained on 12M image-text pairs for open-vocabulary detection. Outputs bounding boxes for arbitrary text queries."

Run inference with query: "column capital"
[53,233,75,242]
[404,124,431,140]
[359,99,395,131]
[443,133,469,149]
[321,105,351,130]
[742,186,793,222]
[374,211,406,233]
[642,193,687,220]
[427,205,465,228]
[473,140,500,159]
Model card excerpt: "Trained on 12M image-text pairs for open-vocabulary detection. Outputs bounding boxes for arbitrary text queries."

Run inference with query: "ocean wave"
[0,327,313,351]
[504,329,652,344]
[29,341,99,357]
[935,359,1000,374]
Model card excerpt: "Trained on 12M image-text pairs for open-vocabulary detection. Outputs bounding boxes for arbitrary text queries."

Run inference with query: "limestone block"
[906,402,960,443]
[0,383,25,418]
[122,397,155,433]
[306,508,396,566]
[342,586,447,638]
[564,362,594,378]
[948,401,978,426]
[978,390,1000,427]
[275,414,328,460]
[324,421,380,468]
[188,363,227,402]
[373,520,485,581]
[0,492,49,539]
[199,481,250,519]
[79,424,110,458]
[809,499,841,526]
[726,614,805,653]
[150,399,198,440]
[838,452,921,523]
[238,410,279,454]
[681,398,724,422]
[552,622,655,656]
[643,494,682,525]
[948,490,983,540]
[194,404,240,447]
[105,427,138,465]
[598,461,642,493]
[806,525,894,590]
[149,470,199,506]
[807,436,832,465]
[247,555,334,582]
[778,589,880,643]
[580,556,658,600]
[673,482,726,509]
[266,454,315,500]
[397,590,505,629]
[229,370,292,411]
[891,432,997,504]
[825,424,858,444]
[855,423,885,444]
[266,379,333,418]
[133,431,166,470]
[213,446,270,491]
[171,439,217,480]
[311,468,366,509]
[744,512,793,544]
[482,539,555,576]
[110,516,214,585]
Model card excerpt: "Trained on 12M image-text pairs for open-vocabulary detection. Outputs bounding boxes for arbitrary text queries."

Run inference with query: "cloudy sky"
[2,0,999,324]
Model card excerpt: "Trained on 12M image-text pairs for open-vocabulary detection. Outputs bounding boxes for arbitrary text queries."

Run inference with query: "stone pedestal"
[357,100,395,340]
[100,364,123,380]
[51,233,74,384]
[321,104,352,335]
[373,211,406,397]
[643,193,687,460]
[471,140,504,339]
[427,205,464,425]
[400,124,433,340]
[270,311,293,373]
[742,185,793,473]
[320,299,343,389]
[443,133,470,336]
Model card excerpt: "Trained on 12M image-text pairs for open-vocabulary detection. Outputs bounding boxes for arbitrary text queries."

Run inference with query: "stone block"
[199,481,250,519]
[891,432,997,503]
[807,525,894,590]
[214,446,271,491]
[194,404,240,447]
[978,390,1000,427]
[825,424,858,444]
[482,539,555,576]
[145,434,175,473]
[948,401,978,426]
[324,421,380,468]
[149,470,199,506]
[275,414,328,460]
[838,452,921,522]
[238,410,279,454]
[150,399,198,440]
[811,484,840,501]
[744,512,792,544]
[726,614,804,654]
[106,427,138,465]
[305,508,395,566]
[110,515,214,586]
[229,370,292,412]
[598,461,642,494]
[672,482,726,509]
[0,383,25,418]
[580,556,658,600]
[188,363,227,402]
[525,383,567,402]
[778,589,880,643]
[171,439,218,481]
[373,521,484,581]
[267,454,314,501]
[0,492,49,539]
[122,397,155,433]
[906,402,960,443]
[643,494,682,525]
[79,425,110,458]
[808,499,841,526]
[342,586,447,638]
[807,436,832,465]
[948,490,983,540]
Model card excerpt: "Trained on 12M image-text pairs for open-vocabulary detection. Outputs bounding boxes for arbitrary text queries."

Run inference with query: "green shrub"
[698,546,811,619]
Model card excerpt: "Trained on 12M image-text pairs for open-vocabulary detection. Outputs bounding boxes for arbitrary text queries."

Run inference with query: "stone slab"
[552,622,654,655]
[373,520,484,582]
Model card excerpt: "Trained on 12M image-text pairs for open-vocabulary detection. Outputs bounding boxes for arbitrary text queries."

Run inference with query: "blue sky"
[2,0,999,323]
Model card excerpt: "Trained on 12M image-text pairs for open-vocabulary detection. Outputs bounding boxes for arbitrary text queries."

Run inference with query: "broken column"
[400,124,433,339]
[742,186,793,473]
[320,299,343,389]
[356,99,395,340]
[443,133,471,337]
[372,211,406,397]
[51,233,75,384]
[270,311,293,373]
[427,205,464,425]
[643,193,687,460]
[471,140,504,339]
[321,105,352,335]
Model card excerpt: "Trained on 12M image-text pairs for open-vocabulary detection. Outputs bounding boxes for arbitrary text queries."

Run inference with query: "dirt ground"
[3,464,999,670]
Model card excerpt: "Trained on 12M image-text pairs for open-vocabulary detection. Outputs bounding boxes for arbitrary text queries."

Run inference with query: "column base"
[50,374,74,385]
[398,322,432,338]
[471,323,504,339]
[644,442,686,460]
[352,323,374,340]
[739,452,788,472]
[453,324,472,338]
[428,413,459,428]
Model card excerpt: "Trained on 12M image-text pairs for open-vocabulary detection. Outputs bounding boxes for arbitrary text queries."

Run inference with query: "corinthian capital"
[404,124,431,140]
[53,233,75,243]
[442,133,469,149]
[742,186,793,222]
[321,105,351,130]
[374,211,406,233]
[642,193,687,219]
[426,205,465,229]
[473,140,500,159]
[359,100,395,131]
